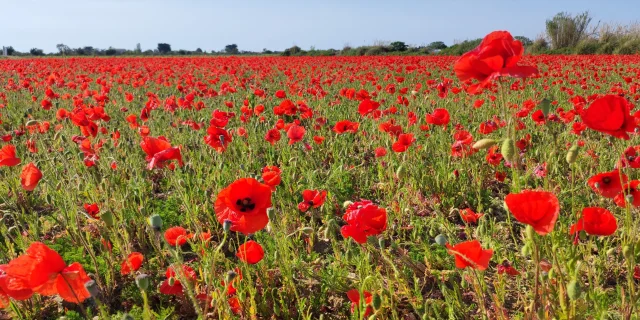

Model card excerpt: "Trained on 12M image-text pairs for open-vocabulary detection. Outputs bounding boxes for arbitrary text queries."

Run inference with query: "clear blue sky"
[3,0,639,53]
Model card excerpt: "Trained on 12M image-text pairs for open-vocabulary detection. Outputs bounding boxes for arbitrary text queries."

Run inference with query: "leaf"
[539,98,552,116]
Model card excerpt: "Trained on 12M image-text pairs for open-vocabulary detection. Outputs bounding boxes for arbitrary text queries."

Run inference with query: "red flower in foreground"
[341,200,387,243]
[5,242,91,303]
[0,265,33,307]
[569,207,617,236]
[120,252,144,275]
[0,145,20,167]
[164,226,192,246]
[261,166,282,190]
[298,189,327,212]
[236,240,265,264]
[346,289,373,317]
[287,124,306,145]
[215,178,273,235]
[392,133,415,153]
[20,162,42,191]
[425,108,450,126]
[204,126,232,153]
[159,265,197,296]
[505,190,559,235]
[587,170,627,199]
[614,180,640,208]
[581,95,635,140]
[454,31,538,94]
[140,136,183,170]
[446,240,493,271]
[459,208,483,224]
[358,99,380,117]
[83,203,100,219]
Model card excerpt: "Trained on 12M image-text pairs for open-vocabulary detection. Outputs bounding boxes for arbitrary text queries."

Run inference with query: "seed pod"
[102,212,114,228]
[623,245,634,260]
[566,144,579,164]
[472,138,497,150]
[521,244,531,257]
[225,270,238,284]
[223,219,232,233]
[525,225,535,241]
[267,208,276,221]
[343,201,354,209]
[567,279,581,300]
[501,138,515,162]
[434,234,447,246]
[148,214,162,231]
[135,274,149,291]
[395,165,407,179]
[373,293,382,310]
[84,280,100,297]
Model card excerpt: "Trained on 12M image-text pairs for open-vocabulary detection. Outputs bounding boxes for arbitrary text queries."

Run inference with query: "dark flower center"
[602,177,611,184]
[308,200,314,206]
[236,197,256,212]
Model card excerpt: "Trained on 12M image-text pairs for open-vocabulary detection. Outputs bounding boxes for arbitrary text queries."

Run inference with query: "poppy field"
[2,31,640,319]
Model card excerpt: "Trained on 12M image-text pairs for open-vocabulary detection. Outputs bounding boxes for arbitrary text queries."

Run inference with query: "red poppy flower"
[5,242,91,303]
[454,31,538,94]
[531,110,546,125]
[287,124,306,145]
[159,265,196,296]
[333,120,360,134]
[341,200,387,244]
[346,289,373,317]
[120,252,144,275]
[0,145,20,167]
[261,166,282,190]
[614,180,640,207]
[425,108,450,126]
[486,146,503,166]
[374,147,387,157]
[215,178,272,235]
[204,126,232,152]
[275,90,286,99]
[581,95,636,140]
[0,265,33,305]
[569,207,617,236]
[83,203,100,219]
[587,170,627,199]
[392,133,415,153]
[265,128,282,145]
[164,226,192,246]
[236,240,264,264]
[358,99,380,117]
[445,240,493,270]
[460,208,483,224]
[505,190,559,235]
[298,189,327,212]
[140,136,183,170]
[20,163,42,191]
[497,261,520,277]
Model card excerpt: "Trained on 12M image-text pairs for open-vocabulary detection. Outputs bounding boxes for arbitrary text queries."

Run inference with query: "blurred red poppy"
[346,289,373,317]
[298,189,327,212]
[392,133,415,153]
[454,31,538,94]
[83,203,100,219]
[505,190,559,235]
[236,240,265,264]
[164,226,191,246]
[446,240,493,270]
[614,180,640,207]
[215,178,272,235]
[587,170,627,199]
[341,200,387,243]
[20,162,42,191]
[425,108,450,126]
[0,145,20,167]
[287,124,306,145]
[261,166,282,190]
[581,95,636,140]
[120,252,144,275]
[140,136,183,170]
[460,208,483,224]
[570,207,617,236]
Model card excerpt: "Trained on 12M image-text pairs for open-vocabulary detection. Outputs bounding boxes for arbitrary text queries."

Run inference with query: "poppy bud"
[472,138,497,150]
[168,277,175,286]
[525,225,535,241]
[521,244,531,257]
[578,230,587,241]
[606,248,616,256]
[267,208,276,221]
[102,211,114,228]
[395,165,407,179]
[300,227,314,235]
[626,194,635,204]
[372,293,382,310]
[567,279,581,300]
[223,219,232,233]
[378,238,385,248]
[566,144,579,164]
[7,226,19,235]
[84,280,100,298]
[148,214,162,231]
[623,245,634,260]
[136,274,149,291]
[501,138,516,162]
[121,313,134,320]
[434,234,447,246]
[225,270,238,284]
[343,201,353,209]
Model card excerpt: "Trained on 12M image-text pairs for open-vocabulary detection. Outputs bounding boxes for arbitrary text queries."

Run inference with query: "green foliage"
[224,44,239,54]
[157,43,172,54]
[574,39,600,54]
[390,41,408,52]
[437,39,481,55]
[545,11,592,49]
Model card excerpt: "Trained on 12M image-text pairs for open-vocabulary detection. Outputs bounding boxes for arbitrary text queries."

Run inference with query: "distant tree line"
[4,13,640,58]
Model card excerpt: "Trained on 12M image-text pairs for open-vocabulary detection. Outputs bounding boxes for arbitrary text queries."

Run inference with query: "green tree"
[546,11,592,49]
[515,36,533,47]
[390,41,408,52]
[427,41,448,51]
[157,43,172,54]
[224,44,239,54]
[30,48,44,56]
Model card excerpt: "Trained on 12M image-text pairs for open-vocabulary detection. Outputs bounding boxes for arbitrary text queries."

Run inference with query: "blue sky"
[3,0,639,53]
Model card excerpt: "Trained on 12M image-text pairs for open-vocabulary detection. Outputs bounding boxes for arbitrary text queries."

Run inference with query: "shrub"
[574,39,600,54]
